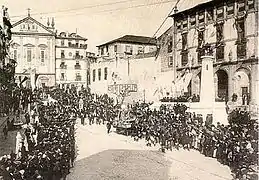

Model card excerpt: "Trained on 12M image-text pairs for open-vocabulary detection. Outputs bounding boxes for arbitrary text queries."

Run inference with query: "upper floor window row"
[175,0,255,30]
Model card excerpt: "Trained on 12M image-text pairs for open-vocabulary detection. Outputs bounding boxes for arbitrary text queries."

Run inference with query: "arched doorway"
[215,70,228,102]
[233,69,250,105]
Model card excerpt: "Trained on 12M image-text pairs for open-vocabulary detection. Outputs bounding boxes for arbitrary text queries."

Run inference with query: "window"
[198,11,205,24]
[75,61,81,69]
[216,6,224,19]
[216,23,224,61]
[236,19,246,59]
[125,45,133,54]
[181,51,188,66]
[237,0,246,12]
[75,51,80,59]
[197,30,205,64]
[216,45,224,61]
[87,70,91,85]
[40,50,45,63]
[32,25,35,29]
[227,3,234,16]
[236,19,245,41]
[248,0,255,10]
[190,14,196,27]
[93,69,96,82]
[98,68,101,81]
[13,50,17,60]
[168,56,173,67]
[101,48,104,55]
[75,73,81,81]
[60,61,67,69]
[138,46,144,54]
[68,41,72,47]
[104,67,108,80]
[61,73,65,80]
[182,33,188,51]
[181,32,188,67]
[114,45,117,53]
[207,8,214,22]
[149,47,154,52]
[61,50,65,58]
[216,23,224,43]
[168,41,173,53]
[61,40,65,46]
[182,19,188,29]
[27,49,32,62]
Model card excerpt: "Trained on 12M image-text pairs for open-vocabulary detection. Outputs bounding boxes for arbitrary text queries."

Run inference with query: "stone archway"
[233,68,251,105]
[215,70,228,102]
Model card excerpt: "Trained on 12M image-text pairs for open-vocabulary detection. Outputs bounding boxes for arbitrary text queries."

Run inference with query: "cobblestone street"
[68,122,233,180]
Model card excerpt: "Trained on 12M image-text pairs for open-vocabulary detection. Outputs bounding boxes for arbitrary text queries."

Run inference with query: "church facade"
[10,14,56,88]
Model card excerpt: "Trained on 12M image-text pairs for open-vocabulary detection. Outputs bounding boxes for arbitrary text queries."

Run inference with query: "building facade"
[90,35,159,103]
[10,13,95,88]
[55,31,94,88]
[165,0,258,113]
[10,14,56,88]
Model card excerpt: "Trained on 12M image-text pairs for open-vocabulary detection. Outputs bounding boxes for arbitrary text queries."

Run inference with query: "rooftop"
[56,31,87,41]
[97,35,157,47]
[169,0,218,18]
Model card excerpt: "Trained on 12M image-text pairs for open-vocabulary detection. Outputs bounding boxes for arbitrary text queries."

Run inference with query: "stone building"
[165,0,258,112]
[90,35,159,103]
[55,31,94,88]
[10,13,56,88]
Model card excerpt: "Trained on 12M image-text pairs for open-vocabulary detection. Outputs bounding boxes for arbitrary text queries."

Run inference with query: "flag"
[20,76,29,86]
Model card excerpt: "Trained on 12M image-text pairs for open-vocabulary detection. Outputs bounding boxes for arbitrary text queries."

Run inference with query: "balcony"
[68,43,87,49]
[74,64,81,69]
[60,64,67,69]
[75,76,82,81]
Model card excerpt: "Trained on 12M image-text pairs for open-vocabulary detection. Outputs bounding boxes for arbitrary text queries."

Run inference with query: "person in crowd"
[3,125,8,139]
[0,85,257,180]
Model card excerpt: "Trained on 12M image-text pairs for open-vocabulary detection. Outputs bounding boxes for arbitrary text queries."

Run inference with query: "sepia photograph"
[0,0,258,179]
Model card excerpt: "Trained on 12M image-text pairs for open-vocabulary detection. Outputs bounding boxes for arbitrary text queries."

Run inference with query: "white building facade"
[90,35,160,103]
[55,32,94,88]
[10,15,56,88]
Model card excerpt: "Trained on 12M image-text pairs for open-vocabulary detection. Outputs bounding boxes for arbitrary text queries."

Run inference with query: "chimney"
[47,18,50,27]
[51,17,55,28]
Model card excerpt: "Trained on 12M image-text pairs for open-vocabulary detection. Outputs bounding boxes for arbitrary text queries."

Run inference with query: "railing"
[75,76,82,81]
[74,65,81,69]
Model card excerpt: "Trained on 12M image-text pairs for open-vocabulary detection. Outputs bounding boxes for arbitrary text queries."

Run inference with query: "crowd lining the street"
[0,85,258,179]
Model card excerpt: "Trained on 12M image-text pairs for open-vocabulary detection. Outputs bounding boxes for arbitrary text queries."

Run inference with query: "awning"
[183,73,193,92]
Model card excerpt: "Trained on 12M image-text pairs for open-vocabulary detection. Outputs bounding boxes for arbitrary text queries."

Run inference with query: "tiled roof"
[97,35,157,47]
[170,0,218,17]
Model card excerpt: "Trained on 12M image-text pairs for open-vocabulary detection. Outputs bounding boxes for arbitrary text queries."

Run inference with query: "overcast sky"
[3,0,206,53]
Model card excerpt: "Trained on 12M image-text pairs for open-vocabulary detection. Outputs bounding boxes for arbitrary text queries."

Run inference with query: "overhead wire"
[10,0,141,18]
[10,0,175,19]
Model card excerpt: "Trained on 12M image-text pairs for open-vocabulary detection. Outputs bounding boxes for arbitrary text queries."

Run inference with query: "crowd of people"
[121,102,258,179]
[0,84,258,179]
[0,87,77,180]
[160,94,200,103]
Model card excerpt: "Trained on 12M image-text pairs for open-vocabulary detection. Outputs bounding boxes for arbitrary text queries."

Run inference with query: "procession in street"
[1,0,259,179]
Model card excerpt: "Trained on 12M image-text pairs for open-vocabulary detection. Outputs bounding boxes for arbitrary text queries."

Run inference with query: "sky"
[3,0,207,53]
